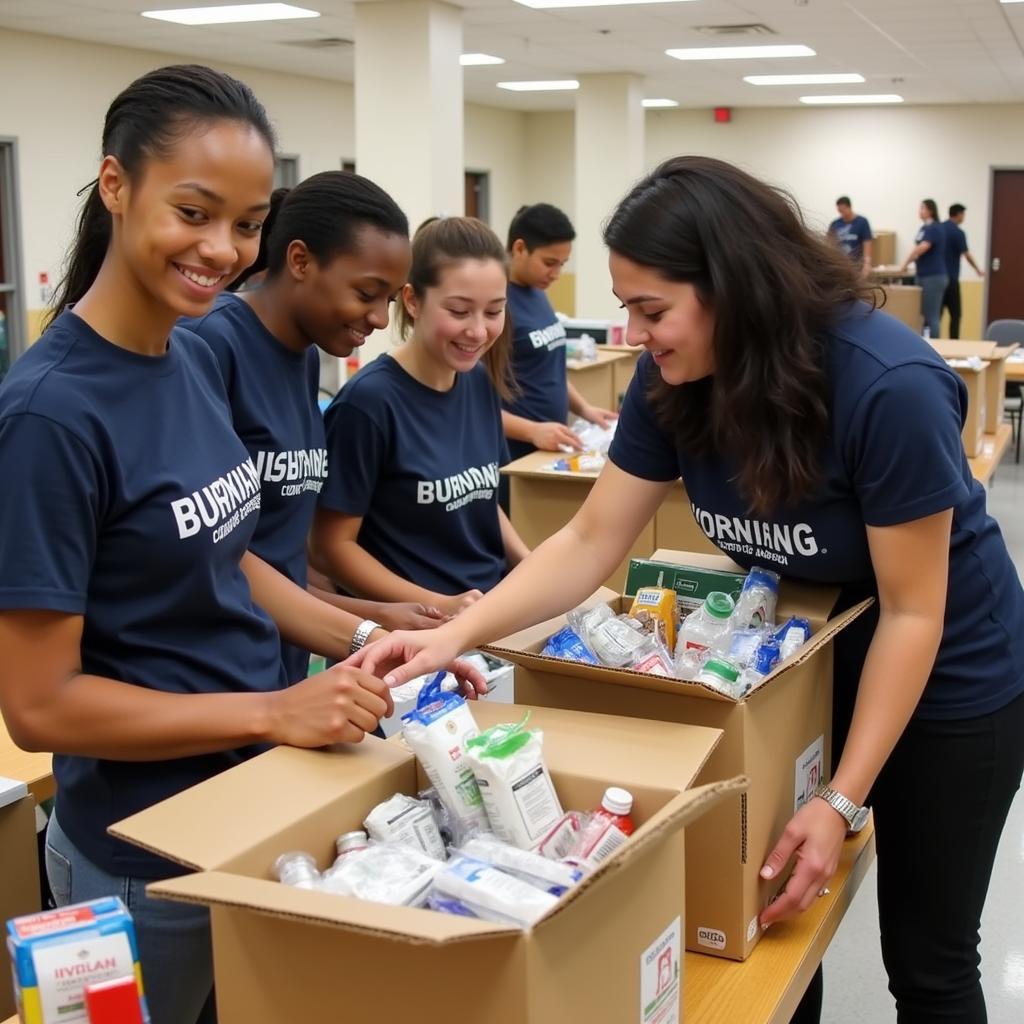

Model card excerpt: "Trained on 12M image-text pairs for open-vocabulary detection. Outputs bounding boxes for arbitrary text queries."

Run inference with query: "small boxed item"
[940,357,987,456]
[486,550,872,960]
[6,898,148,1024]
[931,340,1018,437]
[112,704,740,1023]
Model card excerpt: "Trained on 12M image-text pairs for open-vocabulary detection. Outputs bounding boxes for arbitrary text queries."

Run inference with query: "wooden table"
[967,422,1013,487]
[502,452,716,591]
[0,719,54,804]
[566,347,632,411]
[1005,359,1024,383]
[685,823,876,1024]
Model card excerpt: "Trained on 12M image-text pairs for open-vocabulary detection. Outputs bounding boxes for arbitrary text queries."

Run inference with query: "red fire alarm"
[714,106,732,123]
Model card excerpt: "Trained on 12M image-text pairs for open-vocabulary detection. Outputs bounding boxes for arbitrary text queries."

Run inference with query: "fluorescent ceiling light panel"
[141,4,319,25]
[498,80,580,91]
[642,98,679,108]
[800,93,903,105]
[515,0,697,8]
[667,44,815,61]
[745,73,865,86]
[461,53,506,66]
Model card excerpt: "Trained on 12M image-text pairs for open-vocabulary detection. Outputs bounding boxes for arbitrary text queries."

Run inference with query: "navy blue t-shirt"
[829,215,873,264]
[320,355,510,596]
[0,311,286,877]
[609,303,1024,721]
[182,293,327,683]
[915,222,946,278]
[504,284,568,461]
[941,220,969,281]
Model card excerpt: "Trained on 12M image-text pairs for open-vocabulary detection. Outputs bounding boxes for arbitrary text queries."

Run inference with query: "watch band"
[349,619,381,656]
[814,783,862,829]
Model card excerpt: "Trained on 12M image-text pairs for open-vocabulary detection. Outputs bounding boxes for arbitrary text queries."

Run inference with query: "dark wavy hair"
[47,65,275,327]
[398,217,517,402]
[603,156,879,515]
[230,171,409,291]
[921,198,939,221]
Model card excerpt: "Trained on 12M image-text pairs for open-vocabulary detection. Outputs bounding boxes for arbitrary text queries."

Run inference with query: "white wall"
[464,104,527,240]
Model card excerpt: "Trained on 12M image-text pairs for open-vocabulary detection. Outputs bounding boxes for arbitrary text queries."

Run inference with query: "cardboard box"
[932,341,1018,436]
[0,778,41,1019]
[485,551,872,961]
[940,359,987,456]
[566,348,631,411]
[881,284,922,332]
[872,230,896,267]
[112,703,741,1024]
[610,344,643,408]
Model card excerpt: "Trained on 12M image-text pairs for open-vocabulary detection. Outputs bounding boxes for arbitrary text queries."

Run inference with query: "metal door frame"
[0,136,26,362]
[985,166,1024,331]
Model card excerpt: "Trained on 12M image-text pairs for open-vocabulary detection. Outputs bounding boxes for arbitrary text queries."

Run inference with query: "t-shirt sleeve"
[607,354,680,482]
[860,218,873,242]
[925,223,943,249]
[0,414,104,613]
[318,400,388,516]
[843,363,970,527]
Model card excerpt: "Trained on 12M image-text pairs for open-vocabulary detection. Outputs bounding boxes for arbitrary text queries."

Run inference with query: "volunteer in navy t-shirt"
[941,220,969,282]
[829,214,873,266]
[182,292,328,683]
[504,283,568,461]
[914,222,946,278]
[319,354,510,594]
[608,302,1024,721]
[0,310,286,877]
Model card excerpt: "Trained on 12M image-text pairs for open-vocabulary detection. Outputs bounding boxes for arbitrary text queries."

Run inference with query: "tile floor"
[822,450,1024,1023]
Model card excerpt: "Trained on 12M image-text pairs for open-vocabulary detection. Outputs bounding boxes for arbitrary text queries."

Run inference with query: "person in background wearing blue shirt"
[502,204,618,463]
[311,217,531,616]
[900,198,947,338]
[0,67,478,1024]
[354,157,1024,1024]
[827,196,873,276]
[940,204,985,340]
[184,171,448,685]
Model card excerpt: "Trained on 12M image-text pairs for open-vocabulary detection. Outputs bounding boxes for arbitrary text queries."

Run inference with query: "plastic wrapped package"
[273,851,321,890]
[541,625,600,665]
[364,793,447,860]
[430,855,560,928]
[459,835,584,896]
[319,842,442,906]
[537,811,588,860]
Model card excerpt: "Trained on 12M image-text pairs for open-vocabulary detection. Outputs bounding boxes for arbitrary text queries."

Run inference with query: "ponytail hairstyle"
[398,217,518,402]
[230,170,409,292]
[47,64,275,327]
[604,155,878,516]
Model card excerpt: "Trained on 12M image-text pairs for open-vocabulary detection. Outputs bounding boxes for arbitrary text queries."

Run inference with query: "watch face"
[850,806,870,833]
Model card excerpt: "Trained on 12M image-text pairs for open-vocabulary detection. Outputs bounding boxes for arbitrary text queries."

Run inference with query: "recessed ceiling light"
[461,53,506,66]
[999,1,1024,5]
[497,80,580,91]
[799,94,903,105]
[515,0,696,8]
[666,44,816,61]
[141,4,319,25]
[642,98,679,108]
[745,73,865,86]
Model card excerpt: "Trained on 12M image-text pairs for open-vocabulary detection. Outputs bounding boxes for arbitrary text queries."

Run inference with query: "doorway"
[465,170,490,223]
[986,168,1024,325]
[0,139,25,381]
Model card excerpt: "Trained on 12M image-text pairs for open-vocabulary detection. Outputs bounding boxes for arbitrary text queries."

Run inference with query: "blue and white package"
[774,617,812,660]
[752,638,781,676]
[432,855,559,928]
[541,626,599,665]
[459,835,584,896]
[401,673,490,837]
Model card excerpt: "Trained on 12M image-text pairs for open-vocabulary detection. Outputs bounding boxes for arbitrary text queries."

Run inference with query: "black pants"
[792,687,1024,1023]
[942,279,963,339]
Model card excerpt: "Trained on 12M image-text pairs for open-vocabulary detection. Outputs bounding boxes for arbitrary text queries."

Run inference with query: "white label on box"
[33,931,135,1023]
[794,734,825,814]
[641,916,681,1024]
[696,926,727,951]
[747,916,759,943]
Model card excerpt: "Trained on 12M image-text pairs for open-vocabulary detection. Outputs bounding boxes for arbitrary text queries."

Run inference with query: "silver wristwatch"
[349,619,381,656]
[814,783,870,833]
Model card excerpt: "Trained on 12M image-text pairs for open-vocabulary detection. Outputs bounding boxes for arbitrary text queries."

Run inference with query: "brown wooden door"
[987,169,1024,324]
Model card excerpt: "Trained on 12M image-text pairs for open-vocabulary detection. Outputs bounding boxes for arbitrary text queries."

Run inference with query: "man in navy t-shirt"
[940,204,985,340]
[502,204,619,467]
[828,197,873,273]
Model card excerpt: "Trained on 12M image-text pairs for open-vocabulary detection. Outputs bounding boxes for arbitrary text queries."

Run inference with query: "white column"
[574,73,645,321]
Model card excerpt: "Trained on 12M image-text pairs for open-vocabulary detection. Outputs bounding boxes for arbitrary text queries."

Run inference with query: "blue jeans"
[45,814,215,1024]
[918,273,949,338]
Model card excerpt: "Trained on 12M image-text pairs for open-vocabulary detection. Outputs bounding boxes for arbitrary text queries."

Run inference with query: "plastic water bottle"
[676,592,736,657]
[696,658,743,698]
[732,567,780,630]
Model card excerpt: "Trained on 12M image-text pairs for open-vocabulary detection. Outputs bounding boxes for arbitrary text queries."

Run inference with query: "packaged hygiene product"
[6,897,149,1024]
[465,716,563,850]
[273,851,322,890]
[541,626,599,665]
[731,567,780,630]
[319,843,442,906]
[568,788,636,868]
[459,835,583,896]
[431,856,559,928]
[401,673,489,837]
[537,811,587,861]
[363,793,446,860]
[628,586,678,651]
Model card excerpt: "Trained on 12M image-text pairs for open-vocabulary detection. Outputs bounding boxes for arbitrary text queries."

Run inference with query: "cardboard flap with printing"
[147,871,519,945]
[110,739,414,871]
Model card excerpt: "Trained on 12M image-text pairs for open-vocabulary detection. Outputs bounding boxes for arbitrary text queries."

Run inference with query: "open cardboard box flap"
[145,776,747,947]
[931,340,1017,361]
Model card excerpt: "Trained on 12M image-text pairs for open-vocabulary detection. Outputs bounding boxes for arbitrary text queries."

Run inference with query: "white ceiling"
[1,0,1023,111]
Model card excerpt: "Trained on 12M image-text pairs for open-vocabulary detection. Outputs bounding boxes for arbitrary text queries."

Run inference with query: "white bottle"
[675,592,736,658]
